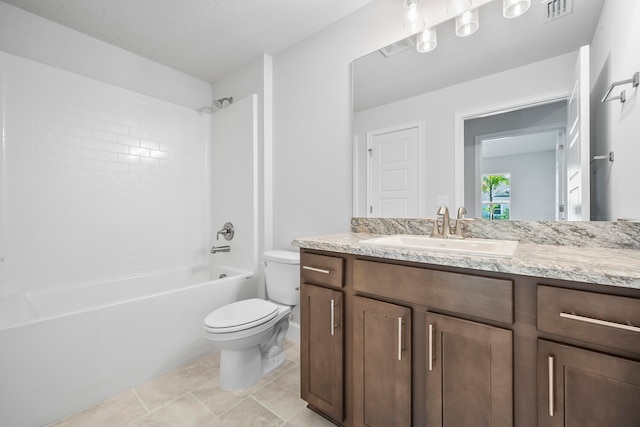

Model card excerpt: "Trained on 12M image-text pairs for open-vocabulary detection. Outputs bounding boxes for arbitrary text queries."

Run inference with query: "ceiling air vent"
[543,0,573,22]
[379,37,414,58]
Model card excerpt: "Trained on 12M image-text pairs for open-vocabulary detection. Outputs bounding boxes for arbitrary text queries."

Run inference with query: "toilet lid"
[204,298,279,333]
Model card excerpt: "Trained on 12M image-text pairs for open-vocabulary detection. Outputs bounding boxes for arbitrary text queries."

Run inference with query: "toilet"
[203,250,300,391]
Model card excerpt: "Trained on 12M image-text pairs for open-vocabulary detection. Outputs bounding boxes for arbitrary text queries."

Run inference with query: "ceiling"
[354,0,606,111]
[1,0,373,83]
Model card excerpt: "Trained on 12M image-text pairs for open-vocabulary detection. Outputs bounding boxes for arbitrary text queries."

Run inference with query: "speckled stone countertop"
[292,233,640,290]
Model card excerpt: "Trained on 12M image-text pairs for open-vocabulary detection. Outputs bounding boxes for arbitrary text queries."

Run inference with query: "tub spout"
[211,245,230,254]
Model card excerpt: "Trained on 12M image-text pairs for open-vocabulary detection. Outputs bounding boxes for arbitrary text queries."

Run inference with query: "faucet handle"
[457,206,467,219]
[216,222,234,241]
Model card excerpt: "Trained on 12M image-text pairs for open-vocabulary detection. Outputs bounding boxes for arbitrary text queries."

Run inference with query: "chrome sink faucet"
[431,206,466,239]
[452,206,467,239]
[431,206,451,238]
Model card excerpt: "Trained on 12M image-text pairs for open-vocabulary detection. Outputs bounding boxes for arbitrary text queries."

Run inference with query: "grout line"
[248,396,287,424]
[130,387,151,414]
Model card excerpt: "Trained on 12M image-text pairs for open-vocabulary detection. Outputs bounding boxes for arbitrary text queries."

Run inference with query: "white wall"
[212,55,273,298]
[210,95,259,278]
[0,3,213,296]
[272,0,408,250]
[0,2,211,109]
[0,51,209,296]
[590,0,640,220]
[353,52,576,217]
[482,151,556,220]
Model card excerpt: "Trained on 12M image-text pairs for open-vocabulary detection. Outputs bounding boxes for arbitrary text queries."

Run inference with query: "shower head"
[213,97,234,108]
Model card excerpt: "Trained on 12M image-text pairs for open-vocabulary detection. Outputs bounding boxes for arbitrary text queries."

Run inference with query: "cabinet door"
[425,312,513,427]
[538,339,640,427]
[353,296,412,427]
[300,284,344,422]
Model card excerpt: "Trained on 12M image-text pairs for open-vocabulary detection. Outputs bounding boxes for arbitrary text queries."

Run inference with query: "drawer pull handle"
[548,356,554,417]
[303,265,331,275]
[331,299,335,336]
[428,323,434,371]
[398,317,403,361]
[560,312,640,333]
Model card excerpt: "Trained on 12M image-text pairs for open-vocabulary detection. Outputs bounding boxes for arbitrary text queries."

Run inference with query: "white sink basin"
[360,235,519,258]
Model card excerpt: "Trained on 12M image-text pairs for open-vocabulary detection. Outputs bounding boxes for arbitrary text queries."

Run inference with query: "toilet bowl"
[203,250,300,391]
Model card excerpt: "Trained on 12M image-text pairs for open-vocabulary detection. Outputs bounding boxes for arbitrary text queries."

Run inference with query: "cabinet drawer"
[301,253,344,288]
[537,285,640,354]
[354,259,513,324]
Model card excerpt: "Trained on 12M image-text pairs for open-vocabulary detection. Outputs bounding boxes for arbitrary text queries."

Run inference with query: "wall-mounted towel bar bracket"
[601,71,639,104]
[591,151,614,163]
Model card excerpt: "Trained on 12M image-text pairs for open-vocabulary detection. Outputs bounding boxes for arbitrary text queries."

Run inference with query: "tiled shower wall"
[0,51,210,296]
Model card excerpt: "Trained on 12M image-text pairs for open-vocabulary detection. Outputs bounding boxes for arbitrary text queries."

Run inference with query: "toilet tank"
[264,250,300,306]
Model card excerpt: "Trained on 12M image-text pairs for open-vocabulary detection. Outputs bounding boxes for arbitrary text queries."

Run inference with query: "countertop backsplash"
[351,218,640,250]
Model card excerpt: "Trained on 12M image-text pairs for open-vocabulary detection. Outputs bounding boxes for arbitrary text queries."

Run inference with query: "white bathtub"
[0,265,257,427]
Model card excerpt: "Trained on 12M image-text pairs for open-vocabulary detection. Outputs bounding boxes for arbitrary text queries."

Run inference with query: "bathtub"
[0,265,257,427]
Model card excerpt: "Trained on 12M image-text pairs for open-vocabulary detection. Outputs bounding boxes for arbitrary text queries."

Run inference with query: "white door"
[566,45,590,221]
[368,126,420,217]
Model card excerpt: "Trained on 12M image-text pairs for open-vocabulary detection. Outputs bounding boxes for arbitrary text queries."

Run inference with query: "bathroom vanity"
[294,232,640,427]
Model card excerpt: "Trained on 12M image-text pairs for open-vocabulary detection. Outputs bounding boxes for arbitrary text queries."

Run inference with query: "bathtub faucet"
[211,245,230,254]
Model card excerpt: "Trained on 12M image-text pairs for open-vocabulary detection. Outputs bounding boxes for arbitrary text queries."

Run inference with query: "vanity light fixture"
[404,0,425,34]
[503,0,531,18]
[455,8,479,37]
[446,0,472,16]
[416,27,437,53]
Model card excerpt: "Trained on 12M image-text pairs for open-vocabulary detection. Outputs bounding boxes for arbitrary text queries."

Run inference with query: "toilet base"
[218,345,286,391]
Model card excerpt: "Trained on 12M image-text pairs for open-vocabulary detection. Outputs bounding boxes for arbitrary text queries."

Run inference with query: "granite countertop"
[292,233,640,290]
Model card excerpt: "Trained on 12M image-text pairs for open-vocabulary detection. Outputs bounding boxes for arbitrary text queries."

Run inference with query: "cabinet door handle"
[548,356,554,417]
[560,311,640,333]
[398,317,403,361]
[331,299,335,336]
[428,323,434,371]
[303,265,330,275]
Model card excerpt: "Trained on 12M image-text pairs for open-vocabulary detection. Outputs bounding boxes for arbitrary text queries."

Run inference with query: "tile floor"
[48,341,335,427]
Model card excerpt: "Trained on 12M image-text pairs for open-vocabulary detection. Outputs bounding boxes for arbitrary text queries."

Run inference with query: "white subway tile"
[107,123,129,135]
[117,154,140,165]
[140,139,160,150]
[67,125,93,138]
[130,128,150,139]
[128,164,150,175]
[105,142,130,155]
[129,146,149,157]
[80,117,106,131]
[118,116,140,128]
[149,150,169,160]
[118,135,140,147]
[93,130,118,143]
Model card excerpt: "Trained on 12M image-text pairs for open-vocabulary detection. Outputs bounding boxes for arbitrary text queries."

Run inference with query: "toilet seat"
[204,298,279,333]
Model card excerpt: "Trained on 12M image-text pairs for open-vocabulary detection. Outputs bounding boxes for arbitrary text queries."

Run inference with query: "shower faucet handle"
[216,222,234,241]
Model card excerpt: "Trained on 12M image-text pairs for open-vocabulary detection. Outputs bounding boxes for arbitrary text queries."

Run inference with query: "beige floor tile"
[192,358,296,416]
[284,340,300,364]
[133,352,219,411]
[49,389,148,427]
[127,393,214,427]
[206,397,282,427]
[252,365,306,420]
[284,407,337,427]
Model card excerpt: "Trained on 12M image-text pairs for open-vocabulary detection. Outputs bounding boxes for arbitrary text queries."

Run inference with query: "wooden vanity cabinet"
[352,296,412,427]
[537,339,640,427]
[426,312,513,427]
[298,249,640,427]
[300,253,345,423]
[536,285,640,427]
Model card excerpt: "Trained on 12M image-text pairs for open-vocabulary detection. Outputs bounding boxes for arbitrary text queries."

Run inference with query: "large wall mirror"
[352,0,626,221]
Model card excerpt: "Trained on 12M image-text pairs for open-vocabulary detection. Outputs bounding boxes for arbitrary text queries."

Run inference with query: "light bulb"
[455,9,479,37]
[416,27,437,53]
[503,0,531,18]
